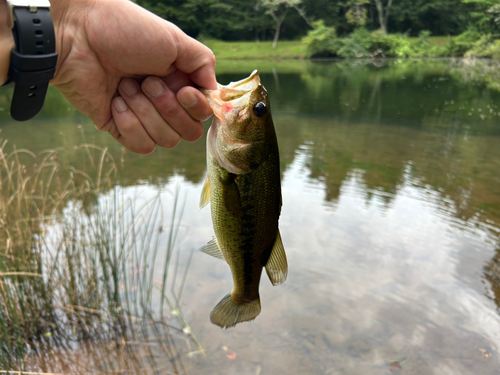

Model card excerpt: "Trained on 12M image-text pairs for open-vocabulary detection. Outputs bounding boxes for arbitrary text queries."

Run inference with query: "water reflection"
[1,59,500,373]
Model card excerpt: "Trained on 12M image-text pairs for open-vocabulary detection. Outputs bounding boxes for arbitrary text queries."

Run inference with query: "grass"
[215,59,309,75]
[409,35,452,46]
[204,36,457,62]
[203,40,306,60]
[0,142,200,373]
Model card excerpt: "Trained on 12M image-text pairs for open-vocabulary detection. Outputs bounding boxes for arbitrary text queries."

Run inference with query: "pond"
[1,58,500,374]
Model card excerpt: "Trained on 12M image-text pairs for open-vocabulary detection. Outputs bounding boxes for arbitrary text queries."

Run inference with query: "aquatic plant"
[0,142,199,373]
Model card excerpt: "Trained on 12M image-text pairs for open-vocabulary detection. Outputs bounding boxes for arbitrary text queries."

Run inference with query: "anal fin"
[200,237,225,260]
[265,230,287,286]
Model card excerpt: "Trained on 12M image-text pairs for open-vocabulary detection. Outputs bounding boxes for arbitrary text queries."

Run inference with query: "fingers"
[177,87,213,122]
[141,76,210,141]
[118,78,182,148]
[157,71,213,122]
[99,76,212,154]
[108,97,156,155]
[173,30,217,90]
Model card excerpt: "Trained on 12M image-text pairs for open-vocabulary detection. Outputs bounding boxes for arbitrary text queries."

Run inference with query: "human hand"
[50,0,216,154]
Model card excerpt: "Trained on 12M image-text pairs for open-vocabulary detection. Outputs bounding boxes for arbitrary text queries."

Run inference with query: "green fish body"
[200,70,287,329]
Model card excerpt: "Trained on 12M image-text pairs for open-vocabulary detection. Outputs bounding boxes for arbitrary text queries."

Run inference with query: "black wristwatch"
[5,0,58,121]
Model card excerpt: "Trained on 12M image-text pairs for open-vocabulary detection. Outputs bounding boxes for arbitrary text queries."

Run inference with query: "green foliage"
[337,28,373,58]
[411,30,449,57]
[134,0,500,44]
[346,0,370,26]
[462,0,500,33]
[465,34,500,58]
[302,21,340,58]
[445,26,482,56]
[390,0,469,36]
[136,0,274,40]
[331,28,449,59]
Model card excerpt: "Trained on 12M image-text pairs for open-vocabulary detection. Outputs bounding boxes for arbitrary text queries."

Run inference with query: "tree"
[373,0,394,34]
[462,0,500,32]
[259,0,310,49]
[346,0,370,26]
[389,0,468,36]
[136,0,275,40]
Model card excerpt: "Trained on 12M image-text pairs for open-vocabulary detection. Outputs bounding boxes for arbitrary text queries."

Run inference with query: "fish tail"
[210,293,261,329]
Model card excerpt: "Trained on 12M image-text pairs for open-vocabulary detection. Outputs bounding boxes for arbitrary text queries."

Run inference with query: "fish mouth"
[202,70,261,120]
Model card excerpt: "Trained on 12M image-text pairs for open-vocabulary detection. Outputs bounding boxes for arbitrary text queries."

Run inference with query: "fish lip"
[201,70,261,120]
[226,69,260,90]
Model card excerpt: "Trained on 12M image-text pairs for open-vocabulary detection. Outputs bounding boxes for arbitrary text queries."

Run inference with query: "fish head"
[203,70,275,174]
[203,70,273,143]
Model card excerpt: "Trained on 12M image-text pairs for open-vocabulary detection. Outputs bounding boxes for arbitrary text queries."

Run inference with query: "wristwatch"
[5,0,58,121]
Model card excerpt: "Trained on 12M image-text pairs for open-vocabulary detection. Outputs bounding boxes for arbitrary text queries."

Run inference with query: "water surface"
[1,59,500,374]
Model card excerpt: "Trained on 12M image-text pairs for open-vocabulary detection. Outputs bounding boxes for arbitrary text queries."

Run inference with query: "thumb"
[173,30,217,91]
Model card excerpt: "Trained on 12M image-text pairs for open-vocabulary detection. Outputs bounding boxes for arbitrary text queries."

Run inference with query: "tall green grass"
[0,142,200,373]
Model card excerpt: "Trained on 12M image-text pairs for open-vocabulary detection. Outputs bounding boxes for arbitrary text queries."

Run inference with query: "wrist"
[1,0,93,86]
[48,0,95,83]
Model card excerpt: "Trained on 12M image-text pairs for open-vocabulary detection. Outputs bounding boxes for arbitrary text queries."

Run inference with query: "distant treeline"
[134,0,499,40]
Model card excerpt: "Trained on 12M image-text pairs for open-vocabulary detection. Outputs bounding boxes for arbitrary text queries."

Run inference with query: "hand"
[50,0,217,154]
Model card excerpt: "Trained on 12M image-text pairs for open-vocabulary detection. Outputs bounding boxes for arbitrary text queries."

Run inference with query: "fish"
[199,70,287,329]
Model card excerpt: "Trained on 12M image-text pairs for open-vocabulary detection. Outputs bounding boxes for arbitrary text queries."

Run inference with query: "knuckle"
[209,51,216,67]
[160,102,179,119]
[95,123,106,132]
[201,47,216,68]
[108,126,121,140]
[117,119,136,136]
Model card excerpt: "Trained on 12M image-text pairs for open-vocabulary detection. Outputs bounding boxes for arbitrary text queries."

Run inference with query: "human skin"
[0,0,217,154]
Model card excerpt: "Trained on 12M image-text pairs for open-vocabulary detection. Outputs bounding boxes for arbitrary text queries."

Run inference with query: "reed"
[0,141,199,374]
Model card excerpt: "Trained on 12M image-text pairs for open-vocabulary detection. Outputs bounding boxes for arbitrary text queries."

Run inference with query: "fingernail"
[113,97,128,113]
[201,114,213,122]
[121,79,138,96]
[179,91,198,108]
[143,77,164,98]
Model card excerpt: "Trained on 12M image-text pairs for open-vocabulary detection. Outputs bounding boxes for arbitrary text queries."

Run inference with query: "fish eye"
[253,102,267,118]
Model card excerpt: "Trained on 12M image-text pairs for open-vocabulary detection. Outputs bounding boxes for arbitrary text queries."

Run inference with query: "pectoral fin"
[199,176,210,209]
[265,230,287,286]
[200,238,225,260]
[222,173,242,218]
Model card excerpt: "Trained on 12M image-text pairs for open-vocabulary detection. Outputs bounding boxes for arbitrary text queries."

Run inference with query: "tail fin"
[210,293,261,329]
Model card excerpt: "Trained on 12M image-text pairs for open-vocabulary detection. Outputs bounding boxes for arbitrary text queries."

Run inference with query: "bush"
[374,31,414,58]
[445,26,482,56]
[465,34,500,58]
[337,29,415,59]
[302,20,340,58]
[303,23,498,60]
[337,28,373,58]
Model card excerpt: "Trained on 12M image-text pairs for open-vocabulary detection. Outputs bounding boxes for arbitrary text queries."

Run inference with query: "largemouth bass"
[199,70,287,329]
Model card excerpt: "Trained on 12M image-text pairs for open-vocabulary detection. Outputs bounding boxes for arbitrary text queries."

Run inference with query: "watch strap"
[9,5,57,121]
